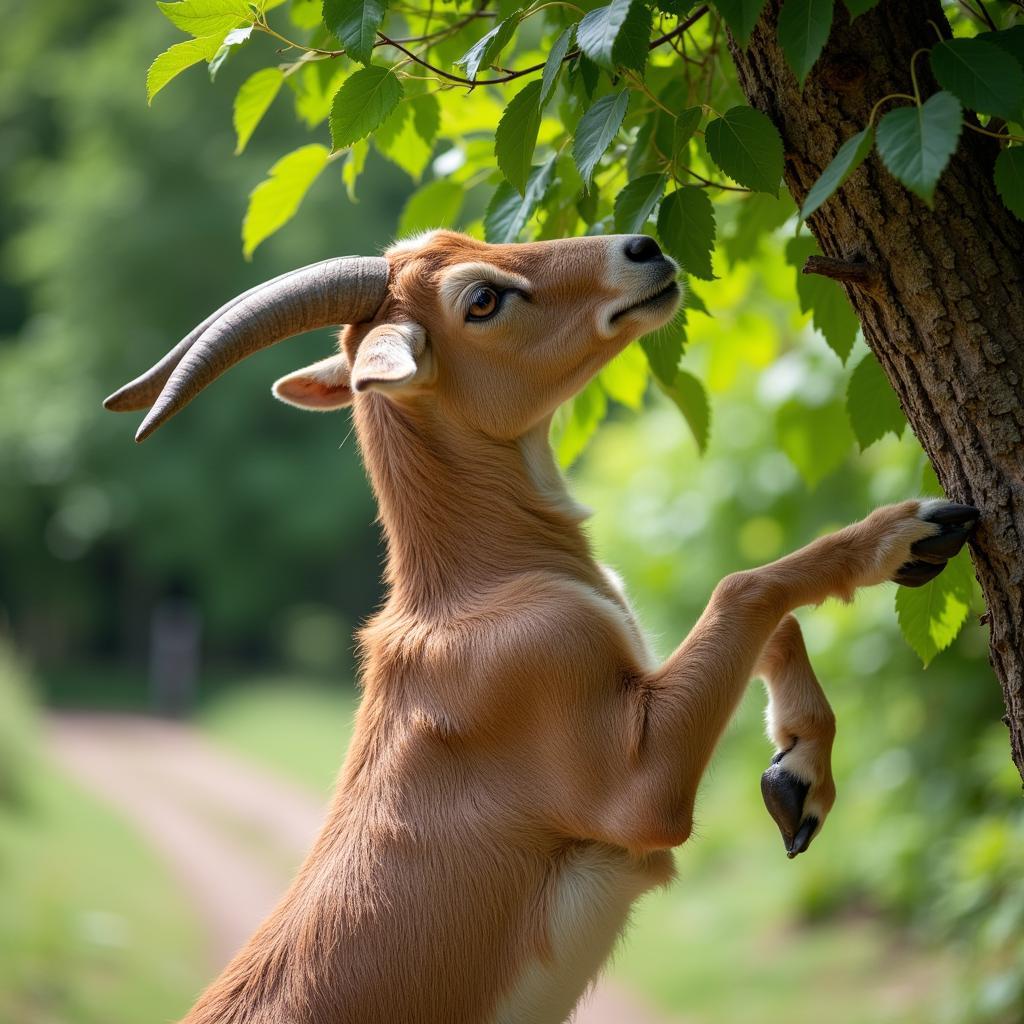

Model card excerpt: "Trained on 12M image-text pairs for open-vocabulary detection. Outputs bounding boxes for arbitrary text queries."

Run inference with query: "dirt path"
[48,712,675,1024]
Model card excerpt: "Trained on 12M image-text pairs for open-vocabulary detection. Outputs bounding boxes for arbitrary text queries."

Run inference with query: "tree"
[146,0,1024,775]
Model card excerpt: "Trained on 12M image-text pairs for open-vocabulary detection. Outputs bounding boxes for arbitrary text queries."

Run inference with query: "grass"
[0,768,206,1024]
[196,676,956,1024]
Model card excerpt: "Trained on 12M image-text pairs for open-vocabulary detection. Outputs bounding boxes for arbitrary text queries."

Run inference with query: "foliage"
[142,0,1023,663]
[0,641,38,809]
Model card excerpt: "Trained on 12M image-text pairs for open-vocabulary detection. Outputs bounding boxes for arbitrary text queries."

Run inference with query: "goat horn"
[103,259,343,413]
[106,256,389,443]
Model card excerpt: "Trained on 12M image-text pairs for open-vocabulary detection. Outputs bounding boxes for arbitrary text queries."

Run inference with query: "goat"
[106,230,977,1024]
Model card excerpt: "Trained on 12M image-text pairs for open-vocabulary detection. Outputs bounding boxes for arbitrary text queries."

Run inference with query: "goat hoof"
[786,816,819,859]
[892,559,947,587]
[761,759,809,854]
[919,501,979,528]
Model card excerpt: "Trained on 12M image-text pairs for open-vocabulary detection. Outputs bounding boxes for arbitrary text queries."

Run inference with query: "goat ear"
[350,322,427,394]
[272,352,353,411]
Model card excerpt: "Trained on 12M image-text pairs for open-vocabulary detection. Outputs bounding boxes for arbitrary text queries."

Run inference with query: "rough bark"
[728,0,1024,782]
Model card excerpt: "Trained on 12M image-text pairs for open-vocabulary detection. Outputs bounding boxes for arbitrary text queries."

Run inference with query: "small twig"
[682,166,751,192]
[802,255,882,295]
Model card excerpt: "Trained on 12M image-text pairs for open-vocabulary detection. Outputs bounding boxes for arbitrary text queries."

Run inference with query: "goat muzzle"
[104,256,389,442]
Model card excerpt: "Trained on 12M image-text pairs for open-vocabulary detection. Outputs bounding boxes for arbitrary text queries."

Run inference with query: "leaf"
[846,351,906,449]
[800,127,874,220]
[573,91,630,185]
[929,38,1024,121]
[329,65,403,150]
[843,0,879,15]
[599,343,649,410]
[612,0,653,75]
[147,36,221,103]
[342,139,368,201]
[875,91,962,207]
[785,236,859,361]
[994,147,1024,221]
[704,105,784,195]
[411,93,440,146]
[156,0,251,38]
[496,80,542,193]
[322,0,387,65]
[775,397,852,488]
[659,370,710,452]
[484,155,557,242]
[714,0,767,47]
[613,173,667,233]
[640,309,686,386]
[577,0,635,71]
[398,177,463,237]
[672,105,703,160]
[233,67,284,153]
[657,187,716,281]
[723,192,795,264]
[242,143,330,259]
[540,26,574,107]
[896,548,974,666]
[977,26,1024,71]
[551,379,606,468]
[777,0,833,88]
[208,24,252,79]
[455,13,521,81]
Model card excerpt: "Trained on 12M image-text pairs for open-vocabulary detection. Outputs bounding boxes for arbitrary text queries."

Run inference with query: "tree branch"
[802,254,882,295]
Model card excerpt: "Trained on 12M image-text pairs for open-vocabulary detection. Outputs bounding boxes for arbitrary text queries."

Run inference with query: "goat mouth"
[611,279,680,322]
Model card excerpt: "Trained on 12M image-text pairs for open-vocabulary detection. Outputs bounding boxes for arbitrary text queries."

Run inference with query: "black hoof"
[761,759,809,853]
[787,816,819,859]
[892,502,979,587]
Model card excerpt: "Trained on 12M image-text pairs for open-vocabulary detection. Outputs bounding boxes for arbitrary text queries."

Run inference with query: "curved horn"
[103,259,342,413]
[107,256,389,443]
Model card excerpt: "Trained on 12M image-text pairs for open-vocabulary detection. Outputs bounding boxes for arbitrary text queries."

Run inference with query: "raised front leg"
[602,500,977,855]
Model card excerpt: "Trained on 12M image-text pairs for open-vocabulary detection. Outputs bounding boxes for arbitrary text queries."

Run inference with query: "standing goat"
[106,230,977,1024]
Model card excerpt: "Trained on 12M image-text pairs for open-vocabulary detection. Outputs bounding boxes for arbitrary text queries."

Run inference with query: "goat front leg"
[615,499,978,856]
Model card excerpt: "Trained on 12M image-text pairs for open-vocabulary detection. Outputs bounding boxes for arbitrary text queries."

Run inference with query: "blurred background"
[1,1,1021,1022]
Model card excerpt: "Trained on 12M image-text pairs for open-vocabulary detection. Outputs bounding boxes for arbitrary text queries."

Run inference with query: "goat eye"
[466,286,500,320]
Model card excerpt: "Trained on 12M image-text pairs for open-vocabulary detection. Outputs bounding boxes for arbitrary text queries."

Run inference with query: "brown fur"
[183,231,941,1024]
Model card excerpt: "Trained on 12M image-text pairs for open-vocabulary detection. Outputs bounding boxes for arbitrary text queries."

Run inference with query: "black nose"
[623,235,663,263]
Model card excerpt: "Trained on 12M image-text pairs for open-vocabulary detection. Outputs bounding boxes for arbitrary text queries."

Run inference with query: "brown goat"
[106,230,977,1023]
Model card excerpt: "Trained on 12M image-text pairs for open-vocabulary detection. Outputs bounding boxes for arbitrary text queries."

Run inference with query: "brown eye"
[467,286,501,321]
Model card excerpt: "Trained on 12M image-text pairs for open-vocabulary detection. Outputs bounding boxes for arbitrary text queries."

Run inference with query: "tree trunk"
[728,0,1024,782]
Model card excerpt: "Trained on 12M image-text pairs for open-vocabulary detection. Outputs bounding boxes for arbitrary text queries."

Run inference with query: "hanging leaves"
[704,106,784,195]
[777,0,833,88]
[328,65,403,150]
[573,90,630,185]
[846,351,907,449]
[801,128,874,220]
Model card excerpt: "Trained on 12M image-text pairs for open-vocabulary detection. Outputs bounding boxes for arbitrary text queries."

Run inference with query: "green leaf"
[786,236,859,361]
[930,38,1024,121]
[156,0,251,38]
[233,67,284,153]
[242,143,330,259]
[398,177,463,237]
[411,93,440,146]
[994,147,1024,221]
[800,127,873,220]
[977,26,1024,71]
[846,351,906,450]
[896,548,974,666]
[599,343,649,410]
[576,0,635,71]
[704,105,784,195]
[455,13,521,81]
[672,105,703,160]
[875,91,962,207]
[723,192,795,264]
[776,397,852,488]
[777,0,833,88]
[496,80,542,193]
[714,0,767,47]
[322,0,387,65]
[540,26,574,107]
[613,173,667,233]
[342,139,369,201]
[657,187,716,281]
[551,379,606,468]
[659,370,710,452]
[640,308,686,386]
[573,91,630,185]
[484,155,557,242]
[843,0,879,16]
[146,35,222,103]
[329,65,403,150]
[612,0,653,75]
